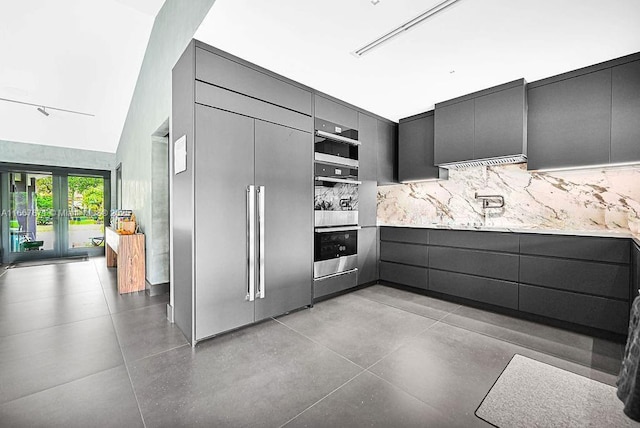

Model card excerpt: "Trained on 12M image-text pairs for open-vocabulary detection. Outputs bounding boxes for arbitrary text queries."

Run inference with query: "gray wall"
[0,140,115,171]
[115,0,215,286]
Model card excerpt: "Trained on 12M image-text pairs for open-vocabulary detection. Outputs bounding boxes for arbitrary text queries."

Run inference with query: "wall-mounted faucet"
[475,193,505,209]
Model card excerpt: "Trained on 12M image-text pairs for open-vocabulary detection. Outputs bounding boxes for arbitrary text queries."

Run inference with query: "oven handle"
[315,130,361,146]
[315,176,362,185]
[314,268,359,281]
[315,226,361,233]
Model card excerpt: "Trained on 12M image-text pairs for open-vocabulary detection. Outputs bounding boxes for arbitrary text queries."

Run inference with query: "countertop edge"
[377,223,640,243]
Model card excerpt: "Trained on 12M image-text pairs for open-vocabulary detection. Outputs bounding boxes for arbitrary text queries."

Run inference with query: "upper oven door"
[314,118,360,168]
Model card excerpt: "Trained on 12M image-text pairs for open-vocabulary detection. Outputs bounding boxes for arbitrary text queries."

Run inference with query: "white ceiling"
[195,0,640,122]
[0,0,165,153]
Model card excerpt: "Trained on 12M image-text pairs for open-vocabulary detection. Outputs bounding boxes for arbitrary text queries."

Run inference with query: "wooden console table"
[105,226,145,294]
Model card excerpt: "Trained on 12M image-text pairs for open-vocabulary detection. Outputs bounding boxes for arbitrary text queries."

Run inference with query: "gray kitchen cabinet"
[429,229,519,253]
[380,241,428,267]
[612,60,640,163]
[358,113,378,181]
[195,45,312,116]
[378,226,634,335]
[377,119,398,185]
[474,84,527,160]
[380,227,428,245]
[379,261,428,290]
[434,99,474,165]
[358,180,377,227]
[527,68,612,170]
[314,270,357,300]
[519,234,630,264]
[173,41,313,345]
[314,95,358,129]
[253,120,313,321]
[434,80,526,166]
[429,270,518,310]
[520,255,629,300]
[193,106,256,340]
[398,111,440,182]
[429,247,519,282]
[519,284,629,334]
[357,227,378,285]
[190,105,313,342]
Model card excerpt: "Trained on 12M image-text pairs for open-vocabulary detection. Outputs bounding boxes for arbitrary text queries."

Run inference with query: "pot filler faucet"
[475,192,505,209]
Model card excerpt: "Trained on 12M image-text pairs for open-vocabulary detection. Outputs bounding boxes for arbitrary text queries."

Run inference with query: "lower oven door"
[314,226,359,279]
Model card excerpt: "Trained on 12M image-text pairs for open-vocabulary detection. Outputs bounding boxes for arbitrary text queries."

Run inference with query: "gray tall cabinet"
[172,41,313,344]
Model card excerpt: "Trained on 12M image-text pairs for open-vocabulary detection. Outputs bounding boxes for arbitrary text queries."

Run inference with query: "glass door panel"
[67,175,105,249]
[8,172,56,254]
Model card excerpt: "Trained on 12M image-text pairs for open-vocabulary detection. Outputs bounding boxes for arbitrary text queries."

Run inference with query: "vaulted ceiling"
[0,0,164,152]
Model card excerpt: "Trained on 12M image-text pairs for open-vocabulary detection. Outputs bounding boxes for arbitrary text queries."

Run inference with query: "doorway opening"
[0,165,110,264]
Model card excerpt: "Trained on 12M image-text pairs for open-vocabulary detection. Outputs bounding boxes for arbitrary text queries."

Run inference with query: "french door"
[0,167,110,263]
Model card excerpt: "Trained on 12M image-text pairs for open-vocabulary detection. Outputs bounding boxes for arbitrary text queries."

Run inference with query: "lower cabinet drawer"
[380,241,428,267]
[518,284,629,334]
[429,269,518,309]
[379,261,428,290]
[314,270,357,300]
[520,255,629,299]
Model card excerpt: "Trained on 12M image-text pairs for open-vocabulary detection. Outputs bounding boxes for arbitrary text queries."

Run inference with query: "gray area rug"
[476,354,640,427]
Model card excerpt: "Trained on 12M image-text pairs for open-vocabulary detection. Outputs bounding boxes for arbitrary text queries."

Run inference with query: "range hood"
[434,79,527,170]
[438,154,527,170]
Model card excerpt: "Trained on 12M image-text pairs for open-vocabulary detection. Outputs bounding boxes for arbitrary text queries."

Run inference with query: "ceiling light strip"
[353,0,463,57]
[0,96,95,117]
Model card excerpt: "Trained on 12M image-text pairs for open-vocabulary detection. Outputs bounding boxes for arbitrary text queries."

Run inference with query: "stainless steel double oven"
[314,118,360,280]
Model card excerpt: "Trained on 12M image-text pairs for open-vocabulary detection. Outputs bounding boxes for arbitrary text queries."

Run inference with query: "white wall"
[115,0,216,286]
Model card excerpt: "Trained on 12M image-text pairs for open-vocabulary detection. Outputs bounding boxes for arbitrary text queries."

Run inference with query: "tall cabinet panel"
[254,120,312,320]
[527,69,612,170]
[612,60,640,163]
[358,113,378,182]
[398,112,439,182]
[357,227,378,285]
[194,105,256,340]
[377,120,398,185]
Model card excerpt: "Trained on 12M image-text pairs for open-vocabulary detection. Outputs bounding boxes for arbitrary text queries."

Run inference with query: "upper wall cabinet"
[612,59,640,163]
[527,52,640,170]
[527,70,612,170]
[398,111,440,182]
[314,95,358,129]
[434,79,527,167]
[433,100,474,166]
[377,119,398,185]
[195,46,312,116]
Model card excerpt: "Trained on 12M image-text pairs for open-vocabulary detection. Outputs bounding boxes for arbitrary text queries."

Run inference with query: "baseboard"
[146,280,170,297]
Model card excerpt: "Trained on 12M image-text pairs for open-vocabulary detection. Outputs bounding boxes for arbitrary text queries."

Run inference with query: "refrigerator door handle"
[257,185,265,299]
[247,185,256,302]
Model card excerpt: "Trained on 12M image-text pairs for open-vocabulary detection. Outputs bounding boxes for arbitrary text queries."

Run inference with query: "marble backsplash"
[377,163,640,233]
[315,183,358,211]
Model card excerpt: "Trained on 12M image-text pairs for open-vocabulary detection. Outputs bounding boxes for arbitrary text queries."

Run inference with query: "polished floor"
[0,257,627,427]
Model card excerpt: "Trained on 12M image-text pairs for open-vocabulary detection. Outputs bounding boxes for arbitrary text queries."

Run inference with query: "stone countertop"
[378,223,640,244]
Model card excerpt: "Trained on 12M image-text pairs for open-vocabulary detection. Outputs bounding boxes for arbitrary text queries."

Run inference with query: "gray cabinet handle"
[315,130,361,146]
